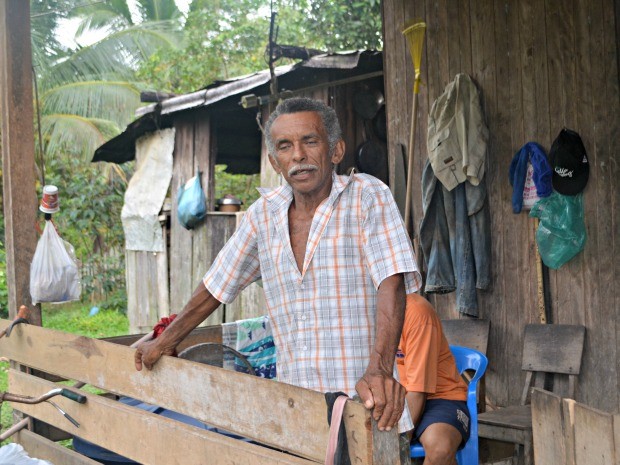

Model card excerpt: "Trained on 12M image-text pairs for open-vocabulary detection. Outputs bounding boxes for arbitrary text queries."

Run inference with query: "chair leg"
[512,444,523,465]
[522,440,533,465]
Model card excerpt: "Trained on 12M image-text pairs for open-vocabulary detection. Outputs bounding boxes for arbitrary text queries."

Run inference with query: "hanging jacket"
[427,73,489,191]
[420,74,491,316]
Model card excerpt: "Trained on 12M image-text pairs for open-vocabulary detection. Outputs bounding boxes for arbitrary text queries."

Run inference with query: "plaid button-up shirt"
[204,173,421,432]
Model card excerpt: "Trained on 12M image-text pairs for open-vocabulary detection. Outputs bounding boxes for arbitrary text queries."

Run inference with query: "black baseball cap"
[550,128,589,195]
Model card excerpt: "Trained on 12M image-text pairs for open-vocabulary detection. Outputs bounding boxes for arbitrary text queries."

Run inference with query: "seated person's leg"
[415,399,469,465]
[419,423,462,465]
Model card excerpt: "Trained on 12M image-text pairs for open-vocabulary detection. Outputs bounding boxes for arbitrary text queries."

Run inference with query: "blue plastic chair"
[410,345,489,465]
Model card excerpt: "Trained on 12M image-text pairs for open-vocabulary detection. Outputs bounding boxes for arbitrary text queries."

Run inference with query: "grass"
[0,301,130,445]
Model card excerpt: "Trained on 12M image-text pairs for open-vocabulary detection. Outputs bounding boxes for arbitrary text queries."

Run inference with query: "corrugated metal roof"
[93,50,381,164]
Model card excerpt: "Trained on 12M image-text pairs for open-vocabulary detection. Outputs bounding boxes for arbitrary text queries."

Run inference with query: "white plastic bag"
[0,443,53,464]
[30,221,81,304]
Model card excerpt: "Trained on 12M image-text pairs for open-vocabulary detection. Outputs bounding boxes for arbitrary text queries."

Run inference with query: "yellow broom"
[402,21,426,236]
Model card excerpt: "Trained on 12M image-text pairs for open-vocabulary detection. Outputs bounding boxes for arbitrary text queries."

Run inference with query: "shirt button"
[303,346,308,351]
[301,315,307,320]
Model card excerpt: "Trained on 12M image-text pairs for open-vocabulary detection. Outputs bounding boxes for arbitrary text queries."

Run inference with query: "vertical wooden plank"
[614,413,620,465]
[577,0,619,412]
[562,398,577,465]
[155,248,169,319]
[531,388,566,465]
[0,1,41,324]
[383,0,407,213]
[191,113,214,325]
[125,251,138,332]
[601,0,620,413]
[202,214,238,326]
[446,0,461,77]
[573,401,616,465]
[170,115,196,311]
[478,0,509,407]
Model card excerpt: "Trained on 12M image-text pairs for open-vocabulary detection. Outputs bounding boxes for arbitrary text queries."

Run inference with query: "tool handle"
[61,389,87,404]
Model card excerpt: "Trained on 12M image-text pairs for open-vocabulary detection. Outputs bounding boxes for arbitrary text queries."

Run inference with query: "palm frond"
[69,0,134,27]
[41,81,142,128]
[41,114,121,162]
[43,22,183,89]
[135,0,183,22]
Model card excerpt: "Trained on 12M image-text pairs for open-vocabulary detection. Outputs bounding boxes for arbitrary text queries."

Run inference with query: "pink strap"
[325,395,348,465]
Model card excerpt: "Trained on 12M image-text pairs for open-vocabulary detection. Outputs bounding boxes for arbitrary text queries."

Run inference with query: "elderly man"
[134,97,421,432]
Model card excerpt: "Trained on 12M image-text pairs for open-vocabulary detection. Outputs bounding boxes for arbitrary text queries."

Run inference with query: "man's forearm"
[154,282,222,352]
[369,273,406,371]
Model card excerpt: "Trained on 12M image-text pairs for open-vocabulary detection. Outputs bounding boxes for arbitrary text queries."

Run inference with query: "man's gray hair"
[264,97,342,157]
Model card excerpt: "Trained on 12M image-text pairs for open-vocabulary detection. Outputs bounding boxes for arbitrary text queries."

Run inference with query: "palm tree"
[31,0,184,177]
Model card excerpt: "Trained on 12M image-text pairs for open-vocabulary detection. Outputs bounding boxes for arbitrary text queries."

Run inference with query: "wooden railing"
[0,319,400,464]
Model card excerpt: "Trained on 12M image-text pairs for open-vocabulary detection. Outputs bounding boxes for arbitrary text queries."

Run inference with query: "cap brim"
[552,170,589,195]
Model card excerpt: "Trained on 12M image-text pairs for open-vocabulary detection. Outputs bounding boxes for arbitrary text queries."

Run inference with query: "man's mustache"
[288,164,319,176]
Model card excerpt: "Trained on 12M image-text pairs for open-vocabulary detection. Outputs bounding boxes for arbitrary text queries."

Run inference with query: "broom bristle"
[403,22,427,71]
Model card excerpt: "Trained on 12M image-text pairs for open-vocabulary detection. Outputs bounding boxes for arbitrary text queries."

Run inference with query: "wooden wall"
[382,0,619,411]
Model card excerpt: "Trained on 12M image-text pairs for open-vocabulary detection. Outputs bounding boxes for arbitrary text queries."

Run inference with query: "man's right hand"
[134,339,175,371]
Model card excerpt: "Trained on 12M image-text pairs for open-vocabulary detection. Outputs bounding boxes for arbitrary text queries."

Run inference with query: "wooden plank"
[170,115,196,311]
[0,321,390,464]
[0,1,41,324]
[572,400,616,465]
[203,214,237,325]
[578,0,619,413]
[156,247,170,319]
[531,388,565,465]
[441,318,490,354]
[16,429,101,465]
[614,413,620,465]
[521,324,585,375]
[562,398,577,465]
[9,371,318,465]
[191,112,216,323]
[101,324,222,350]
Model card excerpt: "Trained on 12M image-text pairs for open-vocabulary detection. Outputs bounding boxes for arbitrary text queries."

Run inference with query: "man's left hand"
[355,368,406,431]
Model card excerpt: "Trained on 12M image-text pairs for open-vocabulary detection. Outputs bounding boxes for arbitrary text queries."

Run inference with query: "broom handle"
[533,218,547,323]
[404,90,419,235]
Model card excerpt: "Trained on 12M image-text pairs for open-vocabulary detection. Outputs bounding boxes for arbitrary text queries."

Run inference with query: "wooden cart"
[0,319,400,465]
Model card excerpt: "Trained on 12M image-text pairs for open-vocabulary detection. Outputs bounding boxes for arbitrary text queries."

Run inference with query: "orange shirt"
[396,294,467,401]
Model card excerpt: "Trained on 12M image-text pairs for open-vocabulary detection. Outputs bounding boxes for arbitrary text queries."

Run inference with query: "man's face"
[269,111,344,199]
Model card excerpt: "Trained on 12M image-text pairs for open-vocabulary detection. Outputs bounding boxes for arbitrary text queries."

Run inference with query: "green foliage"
[137,0,382,94]
[214,165,261,209]
[0,301,128,444]
[43,156,130,302]
[42,301,129,338]
[31,0,184,165]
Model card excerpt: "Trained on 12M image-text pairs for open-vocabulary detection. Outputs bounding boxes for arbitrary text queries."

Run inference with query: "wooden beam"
[15,429,100,465]
[9,370,317,465]
[0,321,399,464]
[0,0,41,324]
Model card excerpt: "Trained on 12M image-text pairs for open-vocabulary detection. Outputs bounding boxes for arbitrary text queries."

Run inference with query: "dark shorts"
[413,399,470,448]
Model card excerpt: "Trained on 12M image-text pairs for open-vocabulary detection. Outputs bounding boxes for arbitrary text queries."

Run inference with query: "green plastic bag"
[529,192,586,269]
[177,174,207,230]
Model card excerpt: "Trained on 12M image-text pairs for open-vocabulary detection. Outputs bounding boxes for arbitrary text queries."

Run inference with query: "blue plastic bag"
[177,174,207,229]
[529,192,586,269]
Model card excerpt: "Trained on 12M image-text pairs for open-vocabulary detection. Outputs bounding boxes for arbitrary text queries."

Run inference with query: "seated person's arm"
[405,391,427,427]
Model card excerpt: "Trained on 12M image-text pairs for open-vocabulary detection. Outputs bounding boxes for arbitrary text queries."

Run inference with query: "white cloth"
[121,128,175,251]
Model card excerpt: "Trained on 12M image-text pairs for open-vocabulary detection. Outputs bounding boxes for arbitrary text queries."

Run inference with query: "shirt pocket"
[429,125,459,169]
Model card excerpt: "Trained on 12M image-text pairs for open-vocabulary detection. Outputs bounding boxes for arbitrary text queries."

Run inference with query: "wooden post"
[0,1,41,324]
